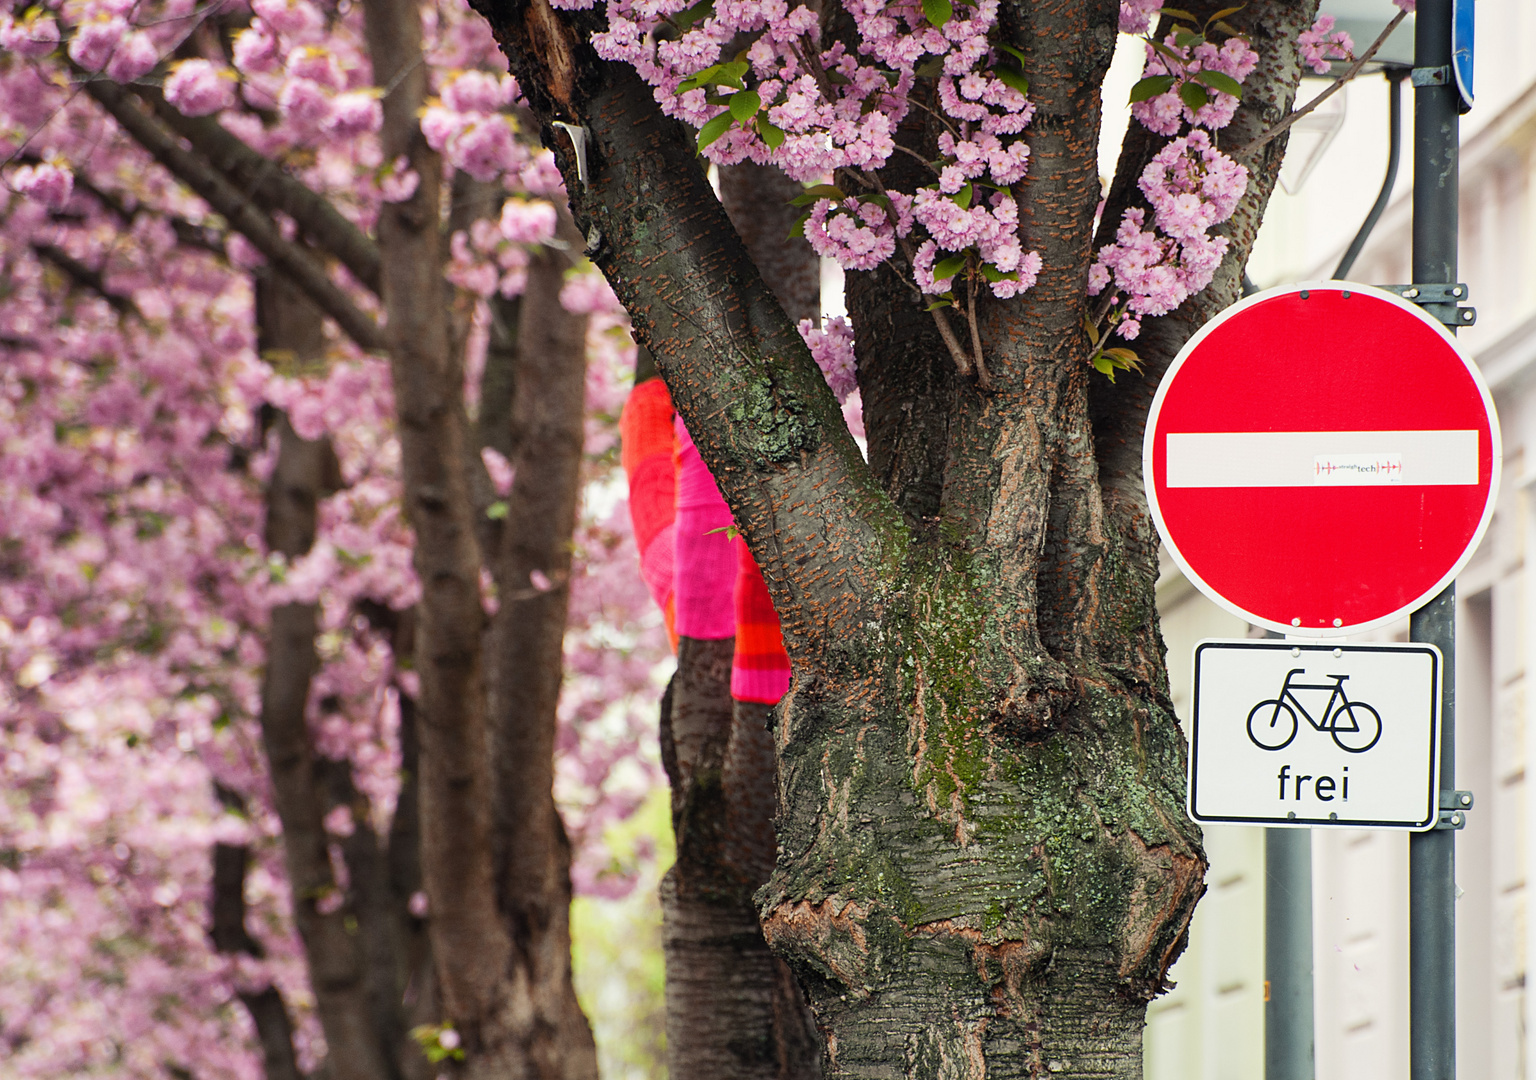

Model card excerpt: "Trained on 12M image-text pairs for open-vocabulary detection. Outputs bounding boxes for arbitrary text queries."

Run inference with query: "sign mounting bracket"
[1381,282,1477,327]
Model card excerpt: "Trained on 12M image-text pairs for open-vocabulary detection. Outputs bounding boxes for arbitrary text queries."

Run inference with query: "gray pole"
[1266,827,1314,1080]
[1409,1,1460,1077]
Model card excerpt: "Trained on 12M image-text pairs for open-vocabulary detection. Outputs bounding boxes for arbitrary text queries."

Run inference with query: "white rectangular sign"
[1164,429,1478,487]
[1188,640,1442,829]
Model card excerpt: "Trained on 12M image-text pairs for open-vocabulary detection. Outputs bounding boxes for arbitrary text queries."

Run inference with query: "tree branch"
[81,76,388,352]
[482,2,902,656]
[1233,9,1407,157]
[136,84,384,294]
[32,241,140,318]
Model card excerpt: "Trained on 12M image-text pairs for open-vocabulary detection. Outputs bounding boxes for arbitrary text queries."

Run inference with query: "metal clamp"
[1412,65,1451,88]
[1435,789,1474,830]
[1382,283,1477,328]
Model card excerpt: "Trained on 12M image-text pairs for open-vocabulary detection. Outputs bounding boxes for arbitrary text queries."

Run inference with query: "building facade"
[1143,2,1536,1074]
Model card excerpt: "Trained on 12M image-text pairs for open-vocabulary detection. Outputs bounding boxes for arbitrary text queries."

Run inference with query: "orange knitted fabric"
[731,536,791,704]
[619,377,678,644]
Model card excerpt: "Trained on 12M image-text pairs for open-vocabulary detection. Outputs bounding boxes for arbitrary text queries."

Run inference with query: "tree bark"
[360,0,517,1069]
[483,206,602,1080]
[663,637,825,1079]
[473,0,1315,1071]
[666,154,825,1080]
[210,786,304,1080]
[255,272,395,1080]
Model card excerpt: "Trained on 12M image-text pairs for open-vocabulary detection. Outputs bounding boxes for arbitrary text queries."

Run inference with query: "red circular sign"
[1144,283,1500,636]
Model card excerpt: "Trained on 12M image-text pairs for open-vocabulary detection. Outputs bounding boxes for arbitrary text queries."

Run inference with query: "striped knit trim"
[731,537,790,704]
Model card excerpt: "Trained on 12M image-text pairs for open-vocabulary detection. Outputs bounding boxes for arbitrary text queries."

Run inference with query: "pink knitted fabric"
[672,416,737,640]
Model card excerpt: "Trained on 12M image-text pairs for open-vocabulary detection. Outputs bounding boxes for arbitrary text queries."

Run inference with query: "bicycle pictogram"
[1246,668,1383,754]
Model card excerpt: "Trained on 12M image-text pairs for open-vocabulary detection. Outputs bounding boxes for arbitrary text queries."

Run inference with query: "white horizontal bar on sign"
[1165,430,1479,488]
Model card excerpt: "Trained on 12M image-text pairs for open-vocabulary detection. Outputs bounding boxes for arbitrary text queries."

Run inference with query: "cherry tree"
[462,0,1390,1073]
[0,0,669,1073]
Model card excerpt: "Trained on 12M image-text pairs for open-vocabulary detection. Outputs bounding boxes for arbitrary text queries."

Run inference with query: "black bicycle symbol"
[1246,668,1383,754]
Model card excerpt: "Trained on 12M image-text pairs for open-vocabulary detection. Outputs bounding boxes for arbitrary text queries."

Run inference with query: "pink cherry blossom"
[164,59,237,116]
[68,17,128,72]
[10,160,73,208]
[1298,14,1354,75]
[104,30,158,82]
[798,316,858,403]
[323,91,383,137]
[0,13,60,58]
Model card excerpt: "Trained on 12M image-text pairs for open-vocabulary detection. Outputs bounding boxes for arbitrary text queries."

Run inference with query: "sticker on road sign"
[1188,640,1441,830]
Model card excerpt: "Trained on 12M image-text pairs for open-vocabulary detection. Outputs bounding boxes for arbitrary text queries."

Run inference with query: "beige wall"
[1146,9,1536,1069]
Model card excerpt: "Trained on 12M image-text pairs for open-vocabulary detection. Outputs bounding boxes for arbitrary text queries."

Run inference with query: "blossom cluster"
[1089,20,1258,344]
[1131,32,1258,136]
[1297,13,1355,75]
[579,0,1043,301]
[0,0,672,1072]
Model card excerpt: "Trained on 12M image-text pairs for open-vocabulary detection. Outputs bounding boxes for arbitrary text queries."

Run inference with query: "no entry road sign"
[1145,282,1500,636]
[1188,639,1442,829]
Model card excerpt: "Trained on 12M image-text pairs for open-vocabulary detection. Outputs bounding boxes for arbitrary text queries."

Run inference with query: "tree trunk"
[255,272,396,1080]
[484,208,602,1080]
[361,3,602,1071]
[663,637,825,1079]
[210,784,304,1080]
[657,156,826,1080]
[481,0,1317,1072]
[717,162,822,327]
[361,0,520,1063]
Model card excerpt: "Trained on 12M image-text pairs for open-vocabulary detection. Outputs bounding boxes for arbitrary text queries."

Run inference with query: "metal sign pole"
[1410,2,1461,1077]
[1266,826,1314,1080]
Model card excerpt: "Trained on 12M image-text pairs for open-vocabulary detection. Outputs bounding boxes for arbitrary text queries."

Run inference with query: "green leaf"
[1193,69,1243,98]
[1093,353,1116,379]
[1157,7,1198,20]
[952,182,973,209]
[994,65,1029,95]
[994,42,1028,65]
[672,0,714,30]
[1178,80,1210,112]
[486,501,509,520]
[787,208,812,239]
[718,60,749,88]
[979,263,1017,283]
[704,524,741,539]
[757,116,785,150]
[675,63,721,94]
[696,111,734,151]
[729,90,761,122]
[1147,39,1186,65]
[1172,29,1201,48]
[1082,315,1100,347]
[914,56,945,78]
[1128,74,1176,103]
[924,297,954,311]
[932,254,967,282]
[1213,20,1244,37]
[790,183,847,206]
[1205,5,1245,26]
[921,0,952,27]
[1103,347,1143,372]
